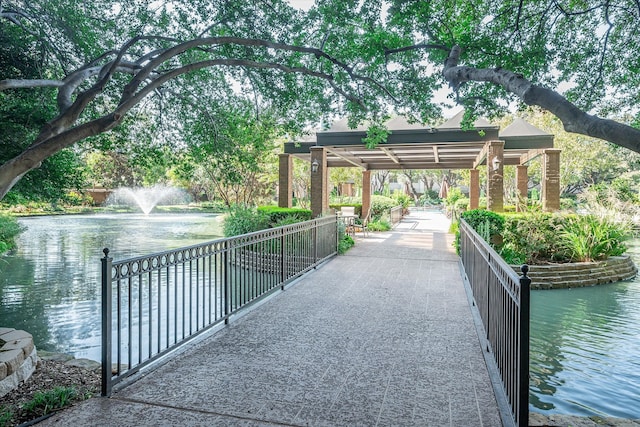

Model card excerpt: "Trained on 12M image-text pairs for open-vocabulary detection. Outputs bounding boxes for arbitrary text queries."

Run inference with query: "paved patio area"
[40,210,501,426]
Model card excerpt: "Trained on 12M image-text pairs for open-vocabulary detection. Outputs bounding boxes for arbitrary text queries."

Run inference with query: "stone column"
[469,169,480,210]
[516,165,529,212]
[542,149,561,212]
[310,147,328,218]
[361,170,371,218]
[486,140,505,212]
[278,154,293,208]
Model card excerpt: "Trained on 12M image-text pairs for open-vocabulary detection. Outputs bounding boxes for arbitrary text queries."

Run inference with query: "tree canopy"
[1,0,640,201]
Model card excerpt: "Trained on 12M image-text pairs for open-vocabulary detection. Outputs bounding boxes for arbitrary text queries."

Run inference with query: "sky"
[287,0,315,10]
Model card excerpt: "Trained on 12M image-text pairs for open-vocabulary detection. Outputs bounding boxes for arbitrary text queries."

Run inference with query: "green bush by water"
[559,215,629,261]
[223,206,270,236]
[459,209,631,264]
[0,214,24,254]
[223,206,313,237]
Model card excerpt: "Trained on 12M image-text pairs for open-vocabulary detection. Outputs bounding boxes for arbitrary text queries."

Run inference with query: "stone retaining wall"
[0,328,38,397]
[513,256,637,290]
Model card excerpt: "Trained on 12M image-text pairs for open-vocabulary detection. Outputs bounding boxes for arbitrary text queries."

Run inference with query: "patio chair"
[353,208,370,237]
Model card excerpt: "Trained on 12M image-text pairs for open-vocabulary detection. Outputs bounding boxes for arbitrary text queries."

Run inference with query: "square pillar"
[278,154,293,208]
[469,169,480,210]
[516,165,529,212]
[310,147,328,218]
[542,149,561,212]
[486,140,505,212]
[362,170,371,217]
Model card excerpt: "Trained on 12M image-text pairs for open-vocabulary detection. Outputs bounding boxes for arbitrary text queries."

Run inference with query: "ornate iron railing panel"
[458,219,531,427]
[101,216,337,396]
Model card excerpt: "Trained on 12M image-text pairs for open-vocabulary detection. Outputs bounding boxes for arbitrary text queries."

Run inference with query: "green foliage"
[222,207,270,237]
[444,187,465,206]
[362,122,391,149]
[367,219,391,231]
[21,386,78,417]
[500,213,630,264]
[391,190,411,209]
[0,406,14,426]
[338,234,355,254]
[559,215,629,262]
[257,206,312,224]
[443,187,469,220]
[501,213,568,264]
[370,195,398,221]
[0,214,24,254]
[460,210,504,237]
[419,190,441,206]
[224,206,313,237]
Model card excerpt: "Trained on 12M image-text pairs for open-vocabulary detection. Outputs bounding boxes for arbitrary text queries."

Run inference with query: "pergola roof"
[283,111,554,170]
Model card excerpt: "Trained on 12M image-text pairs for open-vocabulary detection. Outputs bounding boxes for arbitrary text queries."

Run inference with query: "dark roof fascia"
[283,141,316,154]
[502,135,554,150]
[317,127,500,146]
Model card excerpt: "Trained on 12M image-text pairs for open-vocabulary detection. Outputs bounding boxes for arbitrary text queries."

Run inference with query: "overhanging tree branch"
[442,45,640,153]
[0,33,393,200]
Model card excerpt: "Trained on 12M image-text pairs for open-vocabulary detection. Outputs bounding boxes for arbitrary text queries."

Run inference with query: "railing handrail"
[101,215,337,396]
[458,218,530,427]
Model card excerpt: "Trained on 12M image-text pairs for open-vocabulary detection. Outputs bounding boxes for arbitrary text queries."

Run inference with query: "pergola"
[279,111,559,218]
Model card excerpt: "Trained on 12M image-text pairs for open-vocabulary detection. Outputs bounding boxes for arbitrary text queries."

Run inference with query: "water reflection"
[0,213,223,361]
[530,242,640,419]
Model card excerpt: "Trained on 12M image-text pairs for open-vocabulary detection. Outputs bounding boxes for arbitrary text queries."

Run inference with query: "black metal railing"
[458,219,531,427]
[101,215,337,396]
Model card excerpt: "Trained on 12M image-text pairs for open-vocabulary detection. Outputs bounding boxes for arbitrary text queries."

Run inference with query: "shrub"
[501,213,568,264]
[419,189,440,206]
[559,215,629,261]
[0,214,24,254]
[368,219,391,231]
[392,190,411,209]
[370,195,397,221]
[223,206,270,237]
[257,206,312,225]
[460,209,504,237]
[338,234,355,254]
[501,212,630,264]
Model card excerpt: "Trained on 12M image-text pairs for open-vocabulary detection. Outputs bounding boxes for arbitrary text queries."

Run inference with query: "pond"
[529,240,640,419]
[0,213,224,362]
[1,213,639,419]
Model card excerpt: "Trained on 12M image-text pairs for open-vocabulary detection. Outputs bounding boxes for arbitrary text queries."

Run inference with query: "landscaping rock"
[65,358,101,372]
[38,350,75,362]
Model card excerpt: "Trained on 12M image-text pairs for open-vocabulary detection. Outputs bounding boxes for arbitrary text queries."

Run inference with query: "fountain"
[106,185,190,214]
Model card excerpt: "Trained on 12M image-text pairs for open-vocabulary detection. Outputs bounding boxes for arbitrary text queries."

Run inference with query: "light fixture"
[491,155,501,172]
[311,158,319,173]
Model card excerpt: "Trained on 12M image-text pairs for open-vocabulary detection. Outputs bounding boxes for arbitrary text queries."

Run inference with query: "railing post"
[224,240,230,324]
[313,219,318,265]
[280,227,286,289]
[518,264,531,427]
[101,248,113,397]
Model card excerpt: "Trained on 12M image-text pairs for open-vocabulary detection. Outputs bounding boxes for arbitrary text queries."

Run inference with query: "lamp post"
[311,158,319,173]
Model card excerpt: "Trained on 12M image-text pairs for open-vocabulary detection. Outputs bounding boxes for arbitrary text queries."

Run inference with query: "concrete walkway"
[39,210,501,426]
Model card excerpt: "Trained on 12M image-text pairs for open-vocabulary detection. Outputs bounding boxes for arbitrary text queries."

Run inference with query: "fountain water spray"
[107,185,189,214]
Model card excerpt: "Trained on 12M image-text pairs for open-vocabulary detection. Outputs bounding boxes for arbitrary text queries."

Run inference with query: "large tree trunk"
[442,45,640,153]
[0,114,119,199]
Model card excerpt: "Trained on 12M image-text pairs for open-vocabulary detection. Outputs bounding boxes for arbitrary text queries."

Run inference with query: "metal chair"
[353,208,370,237]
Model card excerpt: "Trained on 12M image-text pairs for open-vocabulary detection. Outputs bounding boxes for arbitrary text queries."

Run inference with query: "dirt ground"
[0,359,100,426]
